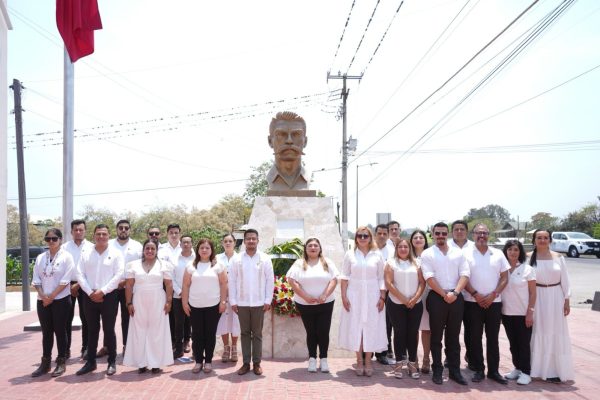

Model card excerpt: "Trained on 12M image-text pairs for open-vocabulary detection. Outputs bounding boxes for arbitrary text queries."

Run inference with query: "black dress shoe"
[449,371,468,385]
[138,367,148,373]
[106,363,117,376]
[546,377,561,383]
[76,361,97,376]
[472,370,485,382]
[488,372,508,384]
[151,368,162,374]
[432,370,443,385]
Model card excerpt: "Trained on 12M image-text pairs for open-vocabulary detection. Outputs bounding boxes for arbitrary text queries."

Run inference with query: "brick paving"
[0,305,598,400]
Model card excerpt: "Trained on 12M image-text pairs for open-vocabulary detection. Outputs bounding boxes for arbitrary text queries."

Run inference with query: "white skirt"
[216,302,240,336]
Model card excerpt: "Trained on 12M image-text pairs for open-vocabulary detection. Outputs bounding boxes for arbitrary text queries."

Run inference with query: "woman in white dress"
[339,226,388,377]
[529,229,574,383]
[216,233,240,363]
[410,229,430,373]
[288,237,339,373]
[31,228,75,378]
[123,239,174,373]
[501,240,536,385]
[182,239,228,374]
[385,238,425,379]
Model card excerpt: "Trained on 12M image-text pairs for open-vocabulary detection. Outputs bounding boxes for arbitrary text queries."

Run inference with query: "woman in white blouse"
[31,228,75,378]
[182,239,228,374]
[288,238,339,373]
[338,226,388,377]
[529,230,574,383]
[216,233,240,363]
[385,238,425,379]
[501,239,536,385]
[123,239,174,374]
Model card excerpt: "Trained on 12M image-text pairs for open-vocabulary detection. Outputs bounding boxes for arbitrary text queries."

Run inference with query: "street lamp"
[356,162,378,231]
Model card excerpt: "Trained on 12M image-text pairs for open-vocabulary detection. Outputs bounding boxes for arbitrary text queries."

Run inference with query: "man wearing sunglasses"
[62,219,94,360]
[76,224,124,376]
[109,219,143,355]
[420,222,470,386]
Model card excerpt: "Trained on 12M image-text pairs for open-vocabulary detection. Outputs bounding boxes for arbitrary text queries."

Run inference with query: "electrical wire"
[329,0,358,73]
[346,0,383,73]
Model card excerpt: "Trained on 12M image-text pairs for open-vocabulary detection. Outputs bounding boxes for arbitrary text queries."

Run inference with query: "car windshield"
[569,233,592,239]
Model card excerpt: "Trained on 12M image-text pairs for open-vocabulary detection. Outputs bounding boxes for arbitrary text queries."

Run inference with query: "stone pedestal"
[245,196,352,358]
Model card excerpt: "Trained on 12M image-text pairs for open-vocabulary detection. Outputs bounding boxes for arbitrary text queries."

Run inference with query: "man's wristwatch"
[452,290,460,297]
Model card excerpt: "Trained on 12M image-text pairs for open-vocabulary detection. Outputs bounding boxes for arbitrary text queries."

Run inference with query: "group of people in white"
[30,218,574,386]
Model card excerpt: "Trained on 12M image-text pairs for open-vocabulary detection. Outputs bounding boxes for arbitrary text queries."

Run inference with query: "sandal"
[420,357,430,374]
[230,346,238,362]
[203,363,212,373]
[222,345,230,362]
[192,362,203,373]
[408,361,420,379]
[394,363,404,379]
[355,358,365,376]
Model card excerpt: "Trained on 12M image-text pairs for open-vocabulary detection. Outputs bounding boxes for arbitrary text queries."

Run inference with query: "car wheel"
[568,246,579,258]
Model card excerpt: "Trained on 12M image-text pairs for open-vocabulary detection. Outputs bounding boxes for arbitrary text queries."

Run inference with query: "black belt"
[536,282,560,287]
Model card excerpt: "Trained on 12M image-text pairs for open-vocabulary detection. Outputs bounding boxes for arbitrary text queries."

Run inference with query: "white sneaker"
[517,373,531,385]
[320,358,329,373]
[308,357,317,372]
[505,369,521,380]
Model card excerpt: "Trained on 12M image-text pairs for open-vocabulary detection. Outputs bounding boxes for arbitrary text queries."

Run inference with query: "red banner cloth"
[56,0,103,63]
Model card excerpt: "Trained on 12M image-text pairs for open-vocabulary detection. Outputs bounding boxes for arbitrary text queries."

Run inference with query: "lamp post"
[356,162,378,231]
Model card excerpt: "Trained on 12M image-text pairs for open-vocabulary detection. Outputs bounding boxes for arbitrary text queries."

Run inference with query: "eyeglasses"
[474,231,489,236]
[433,231,448,236]
[356,234,370,240]
[118,226,130,231]
[44,236,60,242]
[148,231,160,237]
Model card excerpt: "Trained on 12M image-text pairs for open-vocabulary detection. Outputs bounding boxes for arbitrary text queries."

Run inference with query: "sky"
[4,0,600,231]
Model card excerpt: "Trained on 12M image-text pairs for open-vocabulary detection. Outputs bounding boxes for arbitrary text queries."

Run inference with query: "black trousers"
[464,301,502,374]
[375,292,393,358]
[387,299,423,362]
[37,296,71,358]
[190,303,220,364]
[67,285,88,352]
[116,288,130,347]
[83,291,118,364]
[427,291,464,373]
[502,314,532,374]
[296,301,335,359]
[172,298,191,355]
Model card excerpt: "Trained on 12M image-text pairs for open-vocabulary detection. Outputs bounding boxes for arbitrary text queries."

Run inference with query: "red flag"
[56,0,103,63]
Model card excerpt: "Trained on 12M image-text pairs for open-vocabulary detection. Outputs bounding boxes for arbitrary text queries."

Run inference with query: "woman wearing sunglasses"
[31,228,75,378]
[338,226,388,377]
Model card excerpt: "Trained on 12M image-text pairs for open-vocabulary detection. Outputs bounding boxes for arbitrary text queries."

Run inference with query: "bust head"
[268,111,307,164]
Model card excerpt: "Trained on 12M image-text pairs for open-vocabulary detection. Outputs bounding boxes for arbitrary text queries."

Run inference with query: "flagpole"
[62,48,74,241]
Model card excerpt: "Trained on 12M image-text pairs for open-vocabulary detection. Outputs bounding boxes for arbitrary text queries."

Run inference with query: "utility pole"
[327,72,362,251]
[10,78,31,311]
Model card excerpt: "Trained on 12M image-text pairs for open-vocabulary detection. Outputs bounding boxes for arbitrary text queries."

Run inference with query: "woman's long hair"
[353,226,377,251]
[302,237,329,272]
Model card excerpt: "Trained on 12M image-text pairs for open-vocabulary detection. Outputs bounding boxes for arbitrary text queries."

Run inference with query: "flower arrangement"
[272,275,300,317]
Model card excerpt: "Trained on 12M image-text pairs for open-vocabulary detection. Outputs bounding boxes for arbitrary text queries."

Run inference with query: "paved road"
[564,255,600,308]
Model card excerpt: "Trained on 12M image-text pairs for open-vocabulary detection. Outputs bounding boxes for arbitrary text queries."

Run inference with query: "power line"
[7,178,250,201]
[361,0,405,78]
[346,0,383,73]
[359,0,576,191]
[357,0,474,138]
[350,0,542,166]
[329,0,358,72]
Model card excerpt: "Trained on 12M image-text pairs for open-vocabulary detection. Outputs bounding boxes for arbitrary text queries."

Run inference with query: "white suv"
[551,232,600,258]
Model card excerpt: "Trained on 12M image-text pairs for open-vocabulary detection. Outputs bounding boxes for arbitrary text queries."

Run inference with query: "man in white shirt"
[463,223,509,384]
[229,229,274,376]
[421,222,470,386]
[447,219,474,368]
[385,220,401,255]
[374,224,395,365]
[62,219,94,359]
[75,224,124,376]
[108,219,142,353]
[172,234,194,358]
[157,223,182,348]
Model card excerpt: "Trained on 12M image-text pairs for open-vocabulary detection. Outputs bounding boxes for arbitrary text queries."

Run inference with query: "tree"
[559,203,600,234]
[6,204,46,247]
[530,212,560,231]
[79,204,119,239]
[243,161,272,205]
[464,204,511,225]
